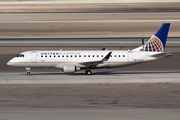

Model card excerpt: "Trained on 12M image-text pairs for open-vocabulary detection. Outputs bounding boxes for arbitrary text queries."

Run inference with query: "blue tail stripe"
[154,23,170,49]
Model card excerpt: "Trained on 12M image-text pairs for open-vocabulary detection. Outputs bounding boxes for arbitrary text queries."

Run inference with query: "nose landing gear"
[25,67,31,76]
[27,72,31,76]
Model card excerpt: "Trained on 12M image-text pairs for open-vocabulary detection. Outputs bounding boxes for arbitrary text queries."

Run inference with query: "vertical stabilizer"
[139,23,170,52]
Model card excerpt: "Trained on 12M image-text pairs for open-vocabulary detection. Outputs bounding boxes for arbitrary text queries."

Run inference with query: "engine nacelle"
[62,65,80,73]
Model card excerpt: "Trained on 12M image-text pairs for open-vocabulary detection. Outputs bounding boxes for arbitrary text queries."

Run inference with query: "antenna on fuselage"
[142,38,145,45]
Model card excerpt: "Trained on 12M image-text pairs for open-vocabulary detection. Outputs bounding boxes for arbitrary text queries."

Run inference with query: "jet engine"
[62,65,80,73]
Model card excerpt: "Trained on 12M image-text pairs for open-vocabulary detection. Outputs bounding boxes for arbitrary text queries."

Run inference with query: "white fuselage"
[7,50,160,69]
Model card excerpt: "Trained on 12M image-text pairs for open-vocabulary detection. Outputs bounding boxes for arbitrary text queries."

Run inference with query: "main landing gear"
[85,69,92,75]
[27,72,31,76]
[25,67,31,76]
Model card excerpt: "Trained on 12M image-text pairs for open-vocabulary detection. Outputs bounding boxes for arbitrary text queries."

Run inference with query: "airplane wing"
[78,52,112,67]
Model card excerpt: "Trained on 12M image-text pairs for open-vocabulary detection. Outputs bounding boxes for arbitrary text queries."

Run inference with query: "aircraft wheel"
[27,72,31,76]
[85,70,92,75]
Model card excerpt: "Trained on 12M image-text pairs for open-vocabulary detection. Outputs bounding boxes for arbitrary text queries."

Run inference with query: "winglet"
[102,52,112,61]
[102,47,106,50]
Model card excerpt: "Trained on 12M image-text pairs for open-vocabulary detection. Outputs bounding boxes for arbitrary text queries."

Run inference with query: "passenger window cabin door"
[31,51,37,62]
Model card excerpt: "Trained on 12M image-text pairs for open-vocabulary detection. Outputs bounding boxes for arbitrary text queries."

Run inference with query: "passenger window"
[114,55,116,57]
[79,55,81,57]
[123,55,125,57]
[92,55,94,57]
[41,56,43,57]
[88,55,90,57]
[84,55,86,57]
[75,55,77,57]
[71,55,73,57]
[101,55,103,57]
[119,55,121,57]
[66,55,68,57]
[58,55,60,57]
[45,55,47,57]
[54,55,56,57]
[62,55,64,57]
[110,55,112,57]
[97,55,99,57]
[49,55,51,57]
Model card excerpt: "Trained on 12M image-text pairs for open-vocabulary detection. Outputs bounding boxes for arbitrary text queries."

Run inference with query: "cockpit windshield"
[16,54,24,57]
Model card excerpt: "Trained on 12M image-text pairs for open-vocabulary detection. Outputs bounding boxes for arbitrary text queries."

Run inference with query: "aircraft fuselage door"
[128,50,133,61]
[31,51,37,62]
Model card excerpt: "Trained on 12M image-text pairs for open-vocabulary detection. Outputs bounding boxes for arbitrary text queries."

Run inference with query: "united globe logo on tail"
[140,35,163,52]
[140,23,170,52]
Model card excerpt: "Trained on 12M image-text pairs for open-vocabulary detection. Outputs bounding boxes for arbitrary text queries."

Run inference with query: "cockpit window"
[16,54,24,57]
[20,54,24,57]
[16,54,20,57]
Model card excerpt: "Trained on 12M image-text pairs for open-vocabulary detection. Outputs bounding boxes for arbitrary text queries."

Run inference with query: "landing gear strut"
[25,67,31,76]
[85,69,92,75]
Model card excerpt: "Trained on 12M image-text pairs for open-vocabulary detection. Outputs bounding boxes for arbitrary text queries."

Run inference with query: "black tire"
[85,70,92,75]
[27,72,31,76]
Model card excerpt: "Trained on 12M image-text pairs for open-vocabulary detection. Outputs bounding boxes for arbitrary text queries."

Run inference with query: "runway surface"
[1,20,180,23]
[1,0,180,4]
[0,71,180,84]
[1,82,180,120]
[1,108,180,120]
[1,12,180,38]
[0,37,180,48]
[1,1,180,13]
[1,83,180,108]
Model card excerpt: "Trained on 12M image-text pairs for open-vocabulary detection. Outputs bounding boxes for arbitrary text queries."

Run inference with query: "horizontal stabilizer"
[149,52,173,58]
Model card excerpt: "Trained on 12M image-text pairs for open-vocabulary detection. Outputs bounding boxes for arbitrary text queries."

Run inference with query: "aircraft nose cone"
[7,61,13,66]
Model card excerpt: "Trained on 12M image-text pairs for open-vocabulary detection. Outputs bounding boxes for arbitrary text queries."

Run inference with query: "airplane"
[7,23,172,76]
